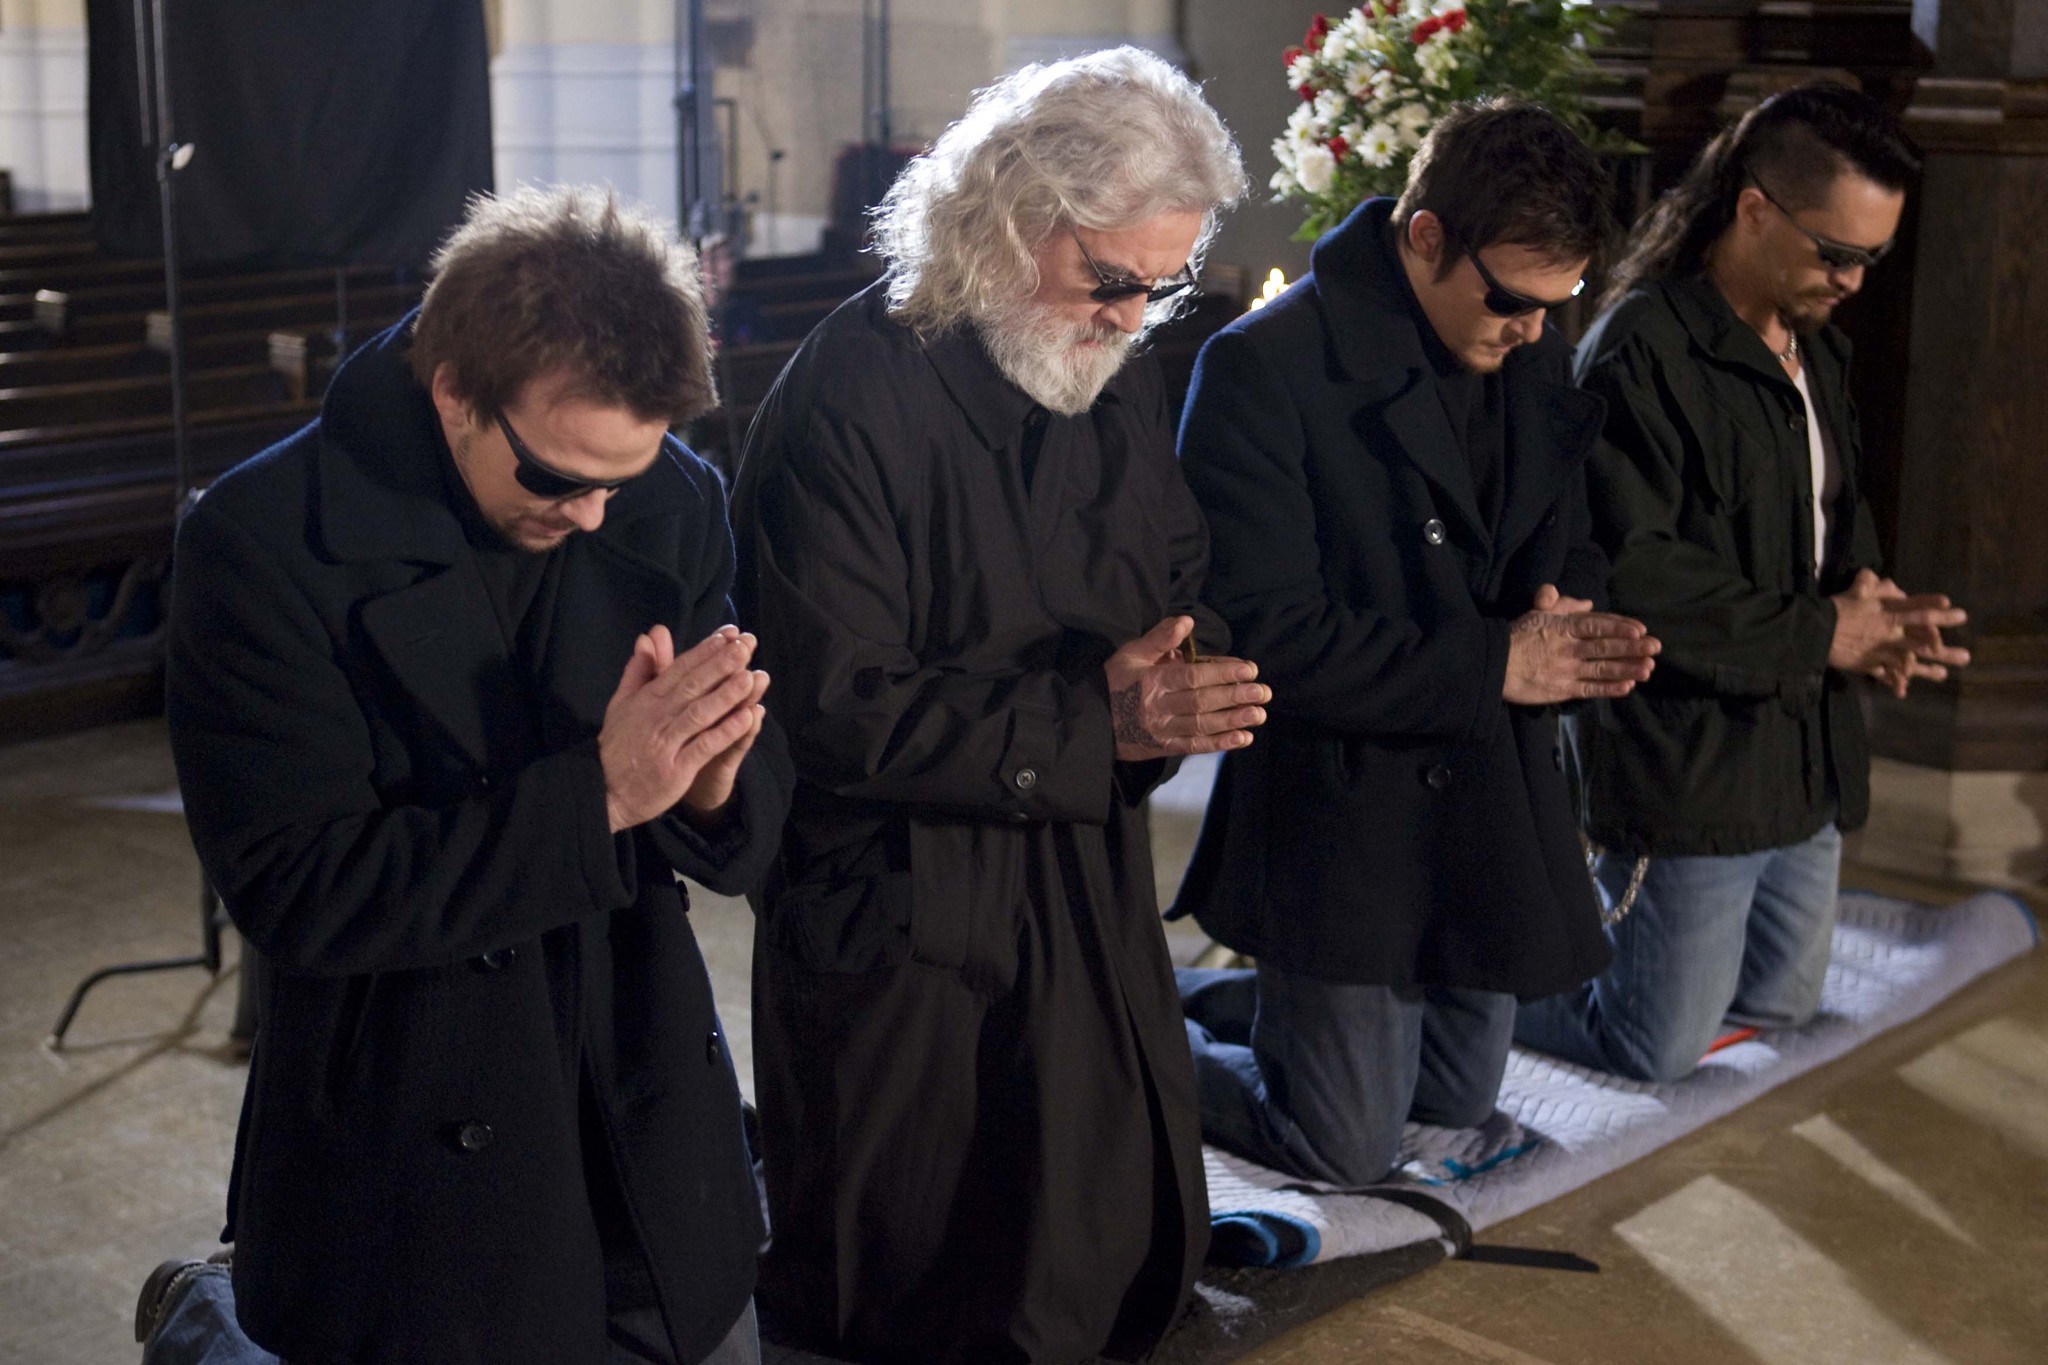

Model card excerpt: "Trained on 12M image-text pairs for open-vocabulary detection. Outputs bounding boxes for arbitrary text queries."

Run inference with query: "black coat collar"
[310,313,700,768]
[313,311,695,571]
[1310,199,1604,554]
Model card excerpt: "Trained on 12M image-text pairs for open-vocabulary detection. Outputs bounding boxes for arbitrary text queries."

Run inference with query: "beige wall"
[1183,0,1328,280]
[0,0,86,28]
[0,0,1323,266]
[0,0,88,210]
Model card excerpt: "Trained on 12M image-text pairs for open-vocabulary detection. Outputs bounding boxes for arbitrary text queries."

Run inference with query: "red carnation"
[1299,83,1317,102]
[1413,15,1442,42]
[1327,135,1349,159]
[1444,8,1468,33]
[1284,45,1304,66]
[1306,13,1331,49]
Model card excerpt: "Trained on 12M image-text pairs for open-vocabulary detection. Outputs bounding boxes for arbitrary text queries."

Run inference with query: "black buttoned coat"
[1170,199,1612,996]
[165,318,791,1365]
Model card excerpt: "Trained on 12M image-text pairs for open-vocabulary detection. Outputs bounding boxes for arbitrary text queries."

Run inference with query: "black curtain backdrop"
[86,0,493,268]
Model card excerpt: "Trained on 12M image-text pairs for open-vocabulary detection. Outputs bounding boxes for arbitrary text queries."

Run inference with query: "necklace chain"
[1777,332,1800,365]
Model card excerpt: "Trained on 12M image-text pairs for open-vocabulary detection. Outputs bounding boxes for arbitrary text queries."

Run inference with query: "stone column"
[1852,0,2048,888]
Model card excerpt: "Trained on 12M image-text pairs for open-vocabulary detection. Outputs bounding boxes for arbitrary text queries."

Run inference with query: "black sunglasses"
[1464,244,1585,318]
[1749,176,1895,272]
[498,412,637,500]
[1070,228,1198,305]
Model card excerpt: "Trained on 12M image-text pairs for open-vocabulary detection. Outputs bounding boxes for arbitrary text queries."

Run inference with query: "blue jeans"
[1180,962,1516,1187]
[1514,822,1843,1083]
[140,1263,761,1365]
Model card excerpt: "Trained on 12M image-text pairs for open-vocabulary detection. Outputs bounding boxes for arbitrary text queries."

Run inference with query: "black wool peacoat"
[164,317,792,1365]
[1171,198,1613,998]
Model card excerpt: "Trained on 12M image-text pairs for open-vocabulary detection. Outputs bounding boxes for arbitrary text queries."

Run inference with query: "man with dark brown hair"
[156,185,791,1365]
[1172,102,1660,1197]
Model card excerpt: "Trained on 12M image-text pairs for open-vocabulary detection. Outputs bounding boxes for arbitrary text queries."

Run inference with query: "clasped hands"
[1504,584,1661,705]
[600,624,770,832]
[1829,567,1970,699]
[1105,616,1269,761]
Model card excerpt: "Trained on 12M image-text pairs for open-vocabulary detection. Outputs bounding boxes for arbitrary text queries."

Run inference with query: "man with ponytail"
[1515,83,1972,1082]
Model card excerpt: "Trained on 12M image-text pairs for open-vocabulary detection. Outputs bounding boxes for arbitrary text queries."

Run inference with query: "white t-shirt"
[1790,364,1840,576]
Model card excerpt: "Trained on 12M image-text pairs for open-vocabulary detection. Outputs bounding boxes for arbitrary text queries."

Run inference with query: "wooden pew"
[730,267,877,309]
[0,239,98,272]
[266,316,408,401]
[33,265,402,339]
[0,330,277,390]
[0,364,292,430]
[145,283,420,347]
[0,210,93,244]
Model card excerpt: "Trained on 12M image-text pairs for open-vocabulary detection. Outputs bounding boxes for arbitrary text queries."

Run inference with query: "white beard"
[976,298,1139,416]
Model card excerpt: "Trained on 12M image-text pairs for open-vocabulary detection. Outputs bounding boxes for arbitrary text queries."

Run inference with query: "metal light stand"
[673,0,721,242]
[48,0,232,1049]
[860,0,894,221]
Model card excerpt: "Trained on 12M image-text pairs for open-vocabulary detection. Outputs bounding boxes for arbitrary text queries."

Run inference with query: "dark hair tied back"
[1600,82,1920,311]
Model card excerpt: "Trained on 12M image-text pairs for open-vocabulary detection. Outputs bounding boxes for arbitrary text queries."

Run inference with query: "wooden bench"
[0,239,99,272]
[731,267,877,309]
[146,283,420,347]
[0,210,93,245]
[0,364,293,430]
[266,316,408,401]
[33,265,402,339]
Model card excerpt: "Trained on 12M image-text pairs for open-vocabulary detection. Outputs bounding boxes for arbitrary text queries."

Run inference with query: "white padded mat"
[1203,889,2039,1266]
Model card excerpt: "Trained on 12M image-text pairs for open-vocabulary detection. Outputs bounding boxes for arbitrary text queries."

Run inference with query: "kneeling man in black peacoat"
[162,186,792,1365]
[1172,103,1661,1191]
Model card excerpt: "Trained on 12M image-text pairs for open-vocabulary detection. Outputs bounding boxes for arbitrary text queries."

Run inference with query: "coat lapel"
[310,316,695,770]
[537,529,689,744]
[357,565,521,771]
[1494,365,1604,558]
[1316,201,1488,549]
[1362,374,1489,549]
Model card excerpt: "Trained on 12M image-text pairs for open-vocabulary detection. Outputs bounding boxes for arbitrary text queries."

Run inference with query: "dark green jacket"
[1574,274,1881,856]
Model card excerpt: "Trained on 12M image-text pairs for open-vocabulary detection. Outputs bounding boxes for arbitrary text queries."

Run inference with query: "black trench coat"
[1170,199,1613,998]
[165,319,791,1365]
[732,285,1214,1364]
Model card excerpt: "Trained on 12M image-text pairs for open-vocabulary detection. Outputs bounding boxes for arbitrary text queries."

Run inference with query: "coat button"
[1424,764,1451,790]
[476,773,493,792]
[706,1030,722,1065]
[1014,768,1038,790]
[477,945,518,971]
[1422,518,1447,546]
[1787,411,1805,432]
[454,1121,494,1153]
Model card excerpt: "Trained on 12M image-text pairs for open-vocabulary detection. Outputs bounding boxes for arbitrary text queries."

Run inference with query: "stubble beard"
[976,297,1138,416]
[450,429,571,553]
[1780,279,1851,336]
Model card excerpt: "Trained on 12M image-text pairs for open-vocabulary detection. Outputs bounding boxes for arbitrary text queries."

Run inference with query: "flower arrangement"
[1272,2,1622,238]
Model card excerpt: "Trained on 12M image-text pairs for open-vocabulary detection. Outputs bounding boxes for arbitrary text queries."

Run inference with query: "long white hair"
[872,46,1247,336]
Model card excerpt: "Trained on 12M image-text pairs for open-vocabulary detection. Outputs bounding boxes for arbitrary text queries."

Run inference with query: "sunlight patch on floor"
[1614,1175,1951,1365]
[1897,1018,2048,1165]
[1790,1113,1977,1247]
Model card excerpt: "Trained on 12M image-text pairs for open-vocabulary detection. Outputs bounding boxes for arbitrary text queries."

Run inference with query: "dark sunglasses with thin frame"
[498,412,638,500]
[1069,228,1198,306]
[1748,175,1895,272]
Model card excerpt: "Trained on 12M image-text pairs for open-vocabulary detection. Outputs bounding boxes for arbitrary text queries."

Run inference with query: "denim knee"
[1610,1015,1724,1085]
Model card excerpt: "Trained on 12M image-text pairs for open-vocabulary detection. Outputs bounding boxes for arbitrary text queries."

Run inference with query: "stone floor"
[1,720,2044,1364]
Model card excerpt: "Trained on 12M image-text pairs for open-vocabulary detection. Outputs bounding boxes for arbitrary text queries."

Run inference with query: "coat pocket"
[761,871,914,975]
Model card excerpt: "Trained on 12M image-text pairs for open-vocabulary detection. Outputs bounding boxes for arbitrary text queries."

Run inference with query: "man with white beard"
[731,47,1261,1365]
